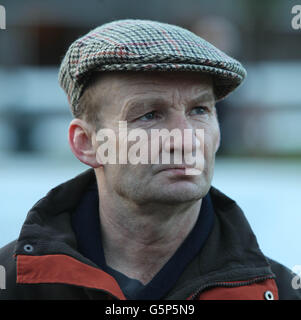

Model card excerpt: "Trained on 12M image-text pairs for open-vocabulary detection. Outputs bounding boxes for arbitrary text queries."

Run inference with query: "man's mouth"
[154,165,203,176]
[155,165,193,174]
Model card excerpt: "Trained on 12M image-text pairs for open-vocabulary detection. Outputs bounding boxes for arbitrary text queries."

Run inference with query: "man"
[0,19,300,300]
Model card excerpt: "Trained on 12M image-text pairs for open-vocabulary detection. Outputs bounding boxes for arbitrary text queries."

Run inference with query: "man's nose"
[162,113,200,155]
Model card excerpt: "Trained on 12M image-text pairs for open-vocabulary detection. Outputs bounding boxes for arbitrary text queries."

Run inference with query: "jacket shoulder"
[267,257,301,300]
[0,240,17,260]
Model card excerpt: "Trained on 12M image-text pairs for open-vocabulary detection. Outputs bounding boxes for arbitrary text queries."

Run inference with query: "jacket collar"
[165,187,275,299]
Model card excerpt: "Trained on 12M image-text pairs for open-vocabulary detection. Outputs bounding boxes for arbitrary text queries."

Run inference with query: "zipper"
[189,275,275,300]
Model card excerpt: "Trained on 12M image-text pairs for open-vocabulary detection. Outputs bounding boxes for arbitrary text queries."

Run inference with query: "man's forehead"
[94,71,214,101]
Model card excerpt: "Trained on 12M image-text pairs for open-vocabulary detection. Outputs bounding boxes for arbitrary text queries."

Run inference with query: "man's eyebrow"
[190,92,215,105]
[122,97,169,118]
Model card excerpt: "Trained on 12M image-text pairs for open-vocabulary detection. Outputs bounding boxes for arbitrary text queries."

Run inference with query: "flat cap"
[58,19,246,115]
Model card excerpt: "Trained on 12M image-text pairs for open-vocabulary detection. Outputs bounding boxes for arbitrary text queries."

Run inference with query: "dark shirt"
[72,183,214,299]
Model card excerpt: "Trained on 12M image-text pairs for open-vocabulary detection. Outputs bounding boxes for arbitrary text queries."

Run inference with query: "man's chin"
[146,181,208,204]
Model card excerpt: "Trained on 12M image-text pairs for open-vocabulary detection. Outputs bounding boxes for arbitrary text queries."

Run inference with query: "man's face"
[92,71,220,205]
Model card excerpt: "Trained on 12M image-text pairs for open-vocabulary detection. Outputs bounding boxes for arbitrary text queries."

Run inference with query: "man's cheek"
[203,131,219,164]
[211,124,221,154]
[214,131,221,153]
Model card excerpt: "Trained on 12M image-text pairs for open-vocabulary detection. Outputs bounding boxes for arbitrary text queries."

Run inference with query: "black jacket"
[0,169,300,300]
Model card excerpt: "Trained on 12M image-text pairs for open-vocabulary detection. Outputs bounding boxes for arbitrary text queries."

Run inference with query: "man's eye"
[190,106,208,115]
[139,111,157,121]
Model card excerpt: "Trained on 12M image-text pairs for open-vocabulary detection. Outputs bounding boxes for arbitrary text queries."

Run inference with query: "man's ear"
[68,118,101,168]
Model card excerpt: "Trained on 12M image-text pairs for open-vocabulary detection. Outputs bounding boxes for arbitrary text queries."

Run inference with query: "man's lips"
[154,165,194,173]
[153,165,203,176]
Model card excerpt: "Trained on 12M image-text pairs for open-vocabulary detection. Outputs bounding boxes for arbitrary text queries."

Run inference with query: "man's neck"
[97,183,202,285]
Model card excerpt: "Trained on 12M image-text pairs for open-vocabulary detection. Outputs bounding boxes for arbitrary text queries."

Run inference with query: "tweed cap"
[59,19,246,115]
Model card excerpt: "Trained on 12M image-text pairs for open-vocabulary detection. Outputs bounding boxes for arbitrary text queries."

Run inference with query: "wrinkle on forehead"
[90,71,214,120]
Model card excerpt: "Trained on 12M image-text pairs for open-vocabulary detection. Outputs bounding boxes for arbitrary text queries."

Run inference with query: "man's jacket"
[0,169,300,300]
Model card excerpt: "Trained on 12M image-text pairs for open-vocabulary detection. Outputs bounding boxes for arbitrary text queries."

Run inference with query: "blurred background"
[0,0,300,271]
